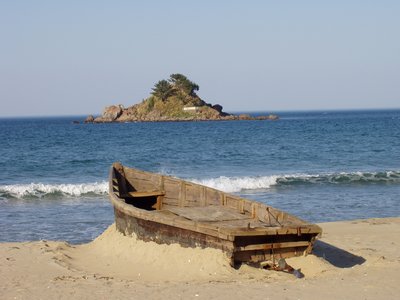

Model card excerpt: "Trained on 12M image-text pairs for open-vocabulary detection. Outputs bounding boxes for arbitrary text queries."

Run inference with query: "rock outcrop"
[84,115,95,123]
[94,105,124,123]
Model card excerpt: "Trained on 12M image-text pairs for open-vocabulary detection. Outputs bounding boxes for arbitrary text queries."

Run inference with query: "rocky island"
[85,74,278,123]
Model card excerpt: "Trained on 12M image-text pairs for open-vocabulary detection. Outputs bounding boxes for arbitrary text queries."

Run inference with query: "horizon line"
[1,107,400,119]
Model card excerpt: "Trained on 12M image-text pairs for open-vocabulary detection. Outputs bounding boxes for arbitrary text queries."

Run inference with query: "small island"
[85,74,278,123]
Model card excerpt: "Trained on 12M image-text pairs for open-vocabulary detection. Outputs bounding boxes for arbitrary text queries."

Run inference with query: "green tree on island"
[151,74,200,102]
[151,80,175,101]
[169,73,199,96]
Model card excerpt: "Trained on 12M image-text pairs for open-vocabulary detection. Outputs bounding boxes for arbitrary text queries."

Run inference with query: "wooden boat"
[109,162,322,266]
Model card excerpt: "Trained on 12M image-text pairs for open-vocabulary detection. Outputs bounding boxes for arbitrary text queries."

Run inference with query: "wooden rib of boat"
[109,162,322,265]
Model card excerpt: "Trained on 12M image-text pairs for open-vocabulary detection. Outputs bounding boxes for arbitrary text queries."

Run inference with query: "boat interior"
[111,162,313,229]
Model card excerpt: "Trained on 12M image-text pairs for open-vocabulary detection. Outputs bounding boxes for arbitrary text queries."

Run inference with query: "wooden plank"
[243,200,253,215]
[184,184,201,207]
[179,181,186,207]
[266,207,271,225]
[167,206,251,222]
[127,191,165,197]
[162,197,180,206]
[124,168,160,191]
[239,200,245,214]
[221,226,283,236]
[155,195,163,210]
[205,188,221,206]
[251,203,257,218]
[225,195,240,210]
[163,178,180,205]
[234,246,306,263]
[200,186,206,207]
[159,176,165,191]
[221,226,321,236]
[235,241,310,251]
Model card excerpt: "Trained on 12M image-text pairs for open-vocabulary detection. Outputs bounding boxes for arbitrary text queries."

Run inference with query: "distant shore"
[1,217,399,299]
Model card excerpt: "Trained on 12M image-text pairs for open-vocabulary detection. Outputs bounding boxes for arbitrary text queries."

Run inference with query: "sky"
[0,0,399,117]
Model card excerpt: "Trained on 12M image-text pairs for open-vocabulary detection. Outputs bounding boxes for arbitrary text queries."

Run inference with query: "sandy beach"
[1,217,399,299]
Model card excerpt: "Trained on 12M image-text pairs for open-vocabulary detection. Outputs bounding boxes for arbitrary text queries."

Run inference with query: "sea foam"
[190,170,400,193]
[190,175,280,193]
[0,181,108,199]
[1,170,399,199]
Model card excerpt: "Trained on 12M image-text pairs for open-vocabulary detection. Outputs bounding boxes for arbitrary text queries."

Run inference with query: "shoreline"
[1,217,399,299]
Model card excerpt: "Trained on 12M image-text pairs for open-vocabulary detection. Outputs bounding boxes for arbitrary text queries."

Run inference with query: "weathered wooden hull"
[114,208,235,257]
[109,162,322,265]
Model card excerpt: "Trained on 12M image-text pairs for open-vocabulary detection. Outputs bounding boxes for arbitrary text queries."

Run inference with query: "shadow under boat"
[313,240,366,268]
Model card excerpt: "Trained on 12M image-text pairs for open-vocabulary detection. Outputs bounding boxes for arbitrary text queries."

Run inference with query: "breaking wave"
[1,171,399,199]
[0,181,108,199]
[190,171,400,193]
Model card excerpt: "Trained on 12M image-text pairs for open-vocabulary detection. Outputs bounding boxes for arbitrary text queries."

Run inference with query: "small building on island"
[183,106,200,112]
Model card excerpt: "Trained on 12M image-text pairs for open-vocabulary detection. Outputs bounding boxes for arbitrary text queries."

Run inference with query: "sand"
[1,217,399,299]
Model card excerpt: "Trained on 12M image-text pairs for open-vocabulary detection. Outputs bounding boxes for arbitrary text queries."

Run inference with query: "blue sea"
[1,110,399,244]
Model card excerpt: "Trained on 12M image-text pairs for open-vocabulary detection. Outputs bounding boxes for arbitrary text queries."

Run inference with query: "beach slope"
[1,218,399,299]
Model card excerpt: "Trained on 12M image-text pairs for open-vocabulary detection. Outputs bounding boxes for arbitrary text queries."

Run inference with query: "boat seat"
[111,163,164,210]
[126,191,165,198]
[125,190,165,210]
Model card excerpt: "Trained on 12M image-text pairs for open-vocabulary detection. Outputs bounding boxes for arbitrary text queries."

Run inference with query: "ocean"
[1,110,399,244]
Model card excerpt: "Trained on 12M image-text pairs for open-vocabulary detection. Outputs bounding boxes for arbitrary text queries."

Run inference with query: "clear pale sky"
[1,0,399,117]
